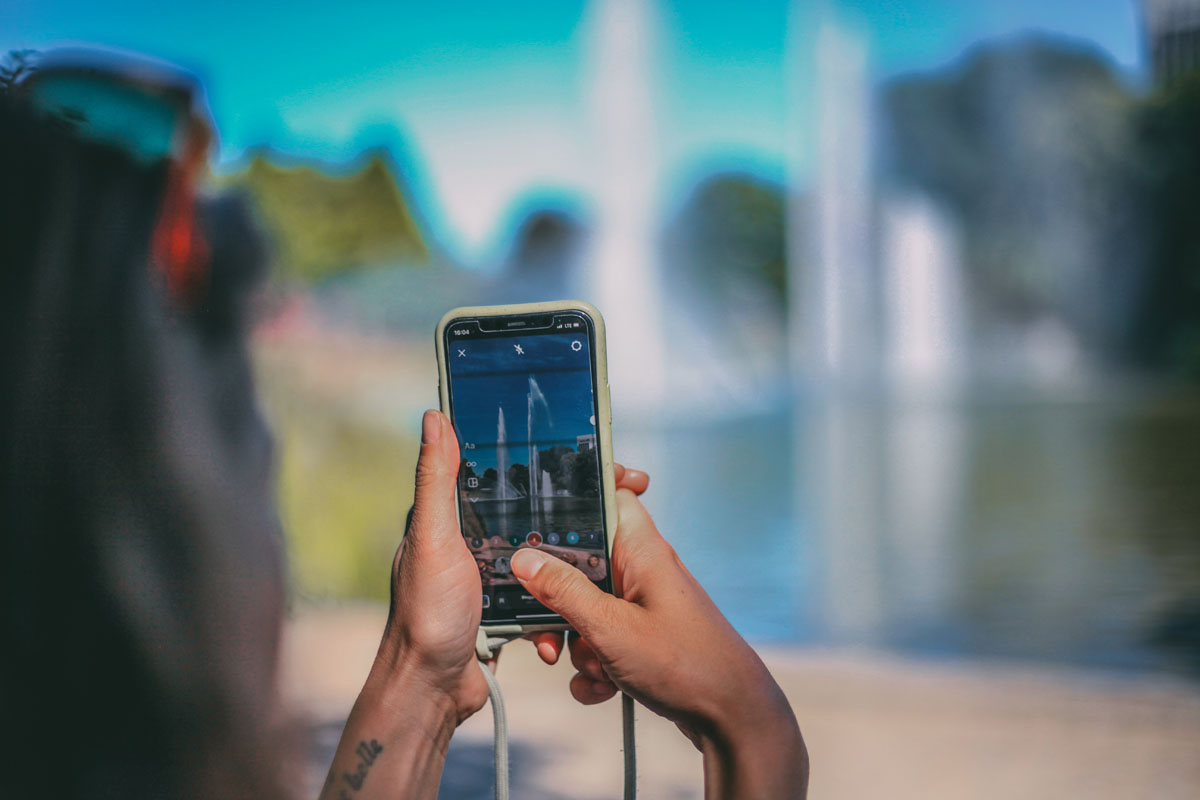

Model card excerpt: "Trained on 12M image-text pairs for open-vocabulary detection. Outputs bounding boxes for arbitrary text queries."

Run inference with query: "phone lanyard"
[475,632,636,800]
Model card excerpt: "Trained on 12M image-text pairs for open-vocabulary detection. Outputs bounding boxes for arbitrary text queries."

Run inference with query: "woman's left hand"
[374,408,490,723]
[319,410,487,800]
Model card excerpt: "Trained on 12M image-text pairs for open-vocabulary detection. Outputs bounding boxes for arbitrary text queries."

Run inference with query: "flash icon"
[514,344,524,355]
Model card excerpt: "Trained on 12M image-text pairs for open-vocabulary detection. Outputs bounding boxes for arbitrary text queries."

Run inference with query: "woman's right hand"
[509,489,809,799]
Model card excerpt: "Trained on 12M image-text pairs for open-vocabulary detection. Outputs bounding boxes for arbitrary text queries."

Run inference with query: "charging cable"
[476,632,636,800]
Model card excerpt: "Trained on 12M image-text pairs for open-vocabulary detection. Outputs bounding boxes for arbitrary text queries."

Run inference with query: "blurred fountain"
[527,376,550,527]
[794,22,876,384]
[497,406,510,501]
[879,193,966,628]
[789,19,887,642]
[582,0,665,413]
[528,393,539,520]
[881,193,965,397]
[787,14,969,645]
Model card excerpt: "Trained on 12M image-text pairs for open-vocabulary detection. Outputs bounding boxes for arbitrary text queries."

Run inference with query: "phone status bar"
[449,314,588,339]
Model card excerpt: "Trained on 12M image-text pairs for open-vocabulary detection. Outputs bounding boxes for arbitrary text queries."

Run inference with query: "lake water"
[461,496,604,543]
[615,385,1200,678]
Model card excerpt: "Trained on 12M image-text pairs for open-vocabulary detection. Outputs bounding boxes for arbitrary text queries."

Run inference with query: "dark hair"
[0,79,288,798]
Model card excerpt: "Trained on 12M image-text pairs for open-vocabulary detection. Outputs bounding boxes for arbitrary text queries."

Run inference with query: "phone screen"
[443,310,612,625]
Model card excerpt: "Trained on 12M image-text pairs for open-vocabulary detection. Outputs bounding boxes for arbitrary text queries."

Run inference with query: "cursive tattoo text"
[336,739,384,797]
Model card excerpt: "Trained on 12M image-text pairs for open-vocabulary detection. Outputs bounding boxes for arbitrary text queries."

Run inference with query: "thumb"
[407,410,462,547]
[511,549,627,642]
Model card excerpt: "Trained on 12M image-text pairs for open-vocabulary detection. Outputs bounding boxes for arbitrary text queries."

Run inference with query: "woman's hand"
[524,461,650,664]
[510,488,809,799]
[319,413,672,800]
[373,408,489,722]
[319,410,484,800]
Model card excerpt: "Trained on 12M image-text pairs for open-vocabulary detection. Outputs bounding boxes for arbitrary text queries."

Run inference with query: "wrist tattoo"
[336,739,384,797]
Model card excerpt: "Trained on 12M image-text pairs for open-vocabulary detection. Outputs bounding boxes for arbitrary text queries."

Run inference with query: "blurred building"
[1145,0,1200,84]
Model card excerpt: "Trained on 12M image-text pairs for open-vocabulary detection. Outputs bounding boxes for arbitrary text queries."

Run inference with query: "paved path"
[282,604,1200,799]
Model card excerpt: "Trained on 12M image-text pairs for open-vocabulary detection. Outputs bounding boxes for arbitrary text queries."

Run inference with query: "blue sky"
[3,0,1144,261]
[447,332,596,474]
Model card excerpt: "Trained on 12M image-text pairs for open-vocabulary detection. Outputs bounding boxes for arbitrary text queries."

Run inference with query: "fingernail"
[421,410,440,444]
[511,548,549,581]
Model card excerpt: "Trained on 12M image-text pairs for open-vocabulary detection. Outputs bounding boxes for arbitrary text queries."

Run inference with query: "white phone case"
[435,300,619,637]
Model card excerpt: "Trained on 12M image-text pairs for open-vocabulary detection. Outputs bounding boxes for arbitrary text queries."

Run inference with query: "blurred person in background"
[0,51,806,799]
[0,51,290,799]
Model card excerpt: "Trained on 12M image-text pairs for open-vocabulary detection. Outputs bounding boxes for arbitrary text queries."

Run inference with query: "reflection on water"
[619,387,1200,676]
[462,496,604,542]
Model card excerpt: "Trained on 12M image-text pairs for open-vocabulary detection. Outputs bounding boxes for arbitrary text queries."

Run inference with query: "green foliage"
[223,152,429,284]
[883,36,1141,342]
[667,173,787,301]
[506,463,529,496]
[881,35,1200,379]
[533,445,599,497]
[1132,74,1200,379]
[660,172,789,368]
[255,346,416,602]
[1,50,36,92]
[564,450,599,497]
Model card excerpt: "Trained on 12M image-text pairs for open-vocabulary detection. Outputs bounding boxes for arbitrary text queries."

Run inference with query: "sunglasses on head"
[17,48,216,312]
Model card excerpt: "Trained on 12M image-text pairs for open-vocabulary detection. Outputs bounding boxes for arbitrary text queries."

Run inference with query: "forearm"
[318,662,457,800]
[701,721,807,799]
[699,680,808,799]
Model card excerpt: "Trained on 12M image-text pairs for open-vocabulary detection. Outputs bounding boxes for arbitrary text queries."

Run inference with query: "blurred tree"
[493,207,586,303]
[482,467,498,490]
[0,50,36,90]
[565,451,599,498]
[882,36,1142,356]
[659,172,789,374]
[1131,73,1200,379]
[223,150,428,283]
[506,463,529,497]
[536,445,574,490]
[665,173,787,303]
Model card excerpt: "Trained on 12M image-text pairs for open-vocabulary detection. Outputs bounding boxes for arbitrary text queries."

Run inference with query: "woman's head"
[0,57,287,798]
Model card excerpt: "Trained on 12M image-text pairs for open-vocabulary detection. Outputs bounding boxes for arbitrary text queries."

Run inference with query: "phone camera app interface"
[447,315,609,622]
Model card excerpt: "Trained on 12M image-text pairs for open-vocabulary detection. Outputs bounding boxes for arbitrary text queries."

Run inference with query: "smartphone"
[436,301,617,635]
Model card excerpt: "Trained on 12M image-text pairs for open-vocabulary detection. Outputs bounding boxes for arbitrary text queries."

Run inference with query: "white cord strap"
[475,633,636,799]
[477,658,510,800]
[621,692,636,800]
